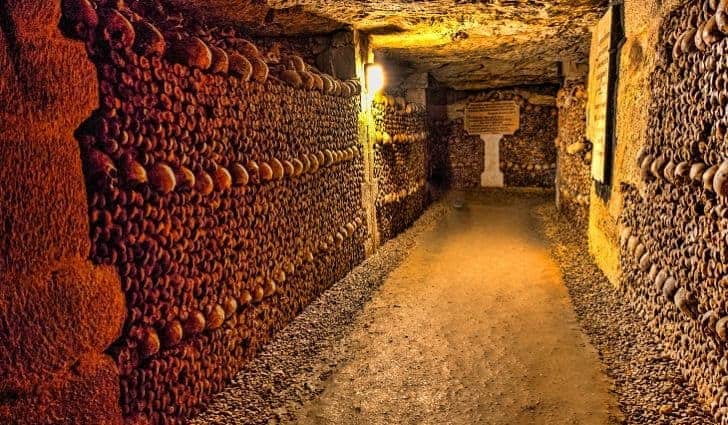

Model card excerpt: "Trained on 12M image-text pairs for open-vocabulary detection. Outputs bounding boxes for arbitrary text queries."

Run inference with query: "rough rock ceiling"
[174,0,609,90]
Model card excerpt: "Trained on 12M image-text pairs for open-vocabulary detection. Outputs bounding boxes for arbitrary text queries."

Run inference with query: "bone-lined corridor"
[3,0,728,424]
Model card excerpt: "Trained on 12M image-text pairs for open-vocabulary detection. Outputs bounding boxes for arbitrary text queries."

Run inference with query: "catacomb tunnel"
[3,0,728,423]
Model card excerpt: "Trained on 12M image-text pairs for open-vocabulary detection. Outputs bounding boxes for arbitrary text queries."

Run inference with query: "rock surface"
[171,0,609,89]
[0,1,126,423]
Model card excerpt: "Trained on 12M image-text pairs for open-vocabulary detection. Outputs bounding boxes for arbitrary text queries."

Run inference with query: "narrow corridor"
[295,192,618,424]
[6,2,727,424]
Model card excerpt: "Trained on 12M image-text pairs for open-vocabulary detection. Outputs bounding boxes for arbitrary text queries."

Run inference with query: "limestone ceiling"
[173,0,609,90]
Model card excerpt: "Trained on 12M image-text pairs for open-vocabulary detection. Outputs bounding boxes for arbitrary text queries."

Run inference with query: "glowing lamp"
[366,64,384,94]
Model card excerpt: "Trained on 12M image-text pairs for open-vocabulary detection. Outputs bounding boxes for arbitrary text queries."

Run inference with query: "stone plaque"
[464,101,520,135]
[587,7,612,183]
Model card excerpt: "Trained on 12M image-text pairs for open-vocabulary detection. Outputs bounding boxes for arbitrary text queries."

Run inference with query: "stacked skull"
[372,94,430,241]
[64,0,367,423]
[427,119,452,186]
[496,92,558,188]
[555,81,591,228]
[440,120,484,189]
[620,1,728,423]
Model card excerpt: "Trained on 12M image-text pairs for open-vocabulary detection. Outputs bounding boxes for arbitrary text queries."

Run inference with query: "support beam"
[480,134,505,187]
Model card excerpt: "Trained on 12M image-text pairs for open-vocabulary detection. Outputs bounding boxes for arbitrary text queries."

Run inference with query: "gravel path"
[194,189,715,424]
[192,201,449,425]
[293,189,619,424]
[534,195,714,424]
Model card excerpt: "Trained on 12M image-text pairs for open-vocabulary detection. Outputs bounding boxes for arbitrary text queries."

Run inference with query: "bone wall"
[59,1,368,423]
[555,81,591,229]
[433,88,558,189]
[585,0,672,285]
[500,94,558,188]
[372,94,430,242]
[433,119,484,190]
[618,1,728,422]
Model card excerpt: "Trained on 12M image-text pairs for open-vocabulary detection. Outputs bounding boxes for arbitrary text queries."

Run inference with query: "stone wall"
[500,95,558,188]
[555,81,591,229]
[586,0,677,285]
[83,3,367,423]
[617,1,728,422]
[372,94,429,242]
[0,1,126,424]
[435,120,483,190]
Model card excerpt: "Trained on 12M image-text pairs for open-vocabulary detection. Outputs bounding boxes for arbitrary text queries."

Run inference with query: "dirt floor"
[196,189,713,425]
[293,190,620,425]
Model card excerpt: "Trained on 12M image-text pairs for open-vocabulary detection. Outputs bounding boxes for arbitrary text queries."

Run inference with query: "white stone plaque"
[587,8,612,183]
[464,101,520,135]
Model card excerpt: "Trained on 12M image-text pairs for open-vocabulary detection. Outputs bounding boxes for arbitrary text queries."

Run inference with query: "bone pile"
[63,0,366,423]
[428,119,451,186]
[555,82,591,227]
[372,94,430,241]
[620,1,728,423]
[439,121,484,189]
[495,92,558,188]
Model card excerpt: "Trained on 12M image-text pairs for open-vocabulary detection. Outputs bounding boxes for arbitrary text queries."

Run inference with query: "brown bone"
[717,0,728,33]
[713,160,728,196]
[206,305,225,330]
[133,20,165,57]
[61,0,98,40]
[231,163,249,186]
[209,45,230,74]
[161,320,183,348]
[228,52,253,81]
[167,37,212,70]
[213,167,232,191]
[184,310,206,336]
[281,70,303,89]
[99,9,135,50]
[250,57,269,83]
[140,327,161,358]
[149,163,176,194]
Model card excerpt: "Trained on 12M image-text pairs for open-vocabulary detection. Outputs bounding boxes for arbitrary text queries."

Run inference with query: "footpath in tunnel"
[191,190,711,424]
[294,191,618,424]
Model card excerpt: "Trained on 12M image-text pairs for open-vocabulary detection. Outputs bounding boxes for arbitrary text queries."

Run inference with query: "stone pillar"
[353,30,380,255]
[0,2,125,424]
[480,134,505,187]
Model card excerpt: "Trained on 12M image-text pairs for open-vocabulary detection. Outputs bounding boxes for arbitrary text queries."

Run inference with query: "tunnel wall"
[590,0,728,421]
[586,0,669,285]
[555,81,591,229]
[435,119,483,189]
[0,1,127,424]
[425,76,449,187]
[79,4,368,424]
[371,95,430,242]
[432,87,558,190]
[0,1,382,424]
[622,0,728,420]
